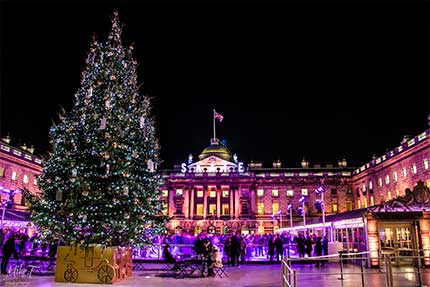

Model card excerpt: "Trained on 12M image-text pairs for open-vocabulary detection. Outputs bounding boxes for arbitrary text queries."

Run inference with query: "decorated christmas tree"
[25,11,168,248]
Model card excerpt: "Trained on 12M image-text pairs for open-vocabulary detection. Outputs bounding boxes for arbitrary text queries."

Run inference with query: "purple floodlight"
[287,203,293,210]
[299,196,306,204]
[315,186,326,195]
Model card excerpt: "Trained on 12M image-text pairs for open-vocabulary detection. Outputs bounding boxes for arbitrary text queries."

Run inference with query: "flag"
[213,110,224,122]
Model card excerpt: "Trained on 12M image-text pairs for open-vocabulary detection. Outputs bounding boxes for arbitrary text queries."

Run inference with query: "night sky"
[1,1,429,170]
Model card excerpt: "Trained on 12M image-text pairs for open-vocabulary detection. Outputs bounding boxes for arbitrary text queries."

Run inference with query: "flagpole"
[213,109,216,139]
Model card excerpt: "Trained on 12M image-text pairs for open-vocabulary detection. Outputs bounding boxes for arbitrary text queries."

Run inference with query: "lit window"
[222,203,229,215]
[369,181,373,190]
[12,171,18,180]
[257,189,264,197]
[23,175,29,184]
[209,204,216,215]
[412,164,417,174]
[393,172,398,182]
[346,202,353,211]
[209,190,216,198]
[176,189,183,196]
[362,183,366,192]
[378,178,382,187]
[301,189,308,196]
[197,190,203,197]
[286,189,294,197]
[402,168,407,178]
[357,200,361,209]
[387,191,392,200]
[257,202,264,215]
[272,189,279,197]
[196,204,204,216]
[396,189,400,197]
[363,197,367,208]
[424,159,429,170]
[0,167,4,177]
[332,204,338,213]
[161,202,168,215]
[370,195,374,206]
[272,202,279,214]
[33,177,38,185]
[161,190,168,197]
[222,190,229,197]
[385,175,390,185]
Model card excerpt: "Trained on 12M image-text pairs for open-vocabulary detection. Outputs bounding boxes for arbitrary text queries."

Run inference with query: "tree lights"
[24,11,168,247]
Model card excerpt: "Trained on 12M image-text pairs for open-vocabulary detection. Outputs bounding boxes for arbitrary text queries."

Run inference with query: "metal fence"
[281,250,430,287]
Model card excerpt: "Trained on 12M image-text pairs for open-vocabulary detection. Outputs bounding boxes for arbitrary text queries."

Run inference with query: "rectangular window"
[412,164,417,174]
[222,190,229,197]
[402,168,407,178]
[241,202,248,214]
[257,189,264,197]
[257,202,264,215]
[330,188,337,195]
[357,199,361,209]
[286,189,294,197]
[424,159,429,170]
[393,171,398,182]
[33,177,38,185]
[176,189,183,197]
[387,191,392,200]
[272,189,279,197]
[197,190,203,197]
[369,181,373,190]
[396,189,400,197]
[385,175,390,185]
[363,197,368,208]
[346,202,353,211]
[332,204,338,213]
[362,183,366,192]
[209,190,216,198]
[209,204,216,215]
[12,171,18,181]
[196,204,204,216]
[222,203,229,215]
[0,167,4,177]
[176,203,183,214]
[272,202,279,214]
[161,202,168,215]
[370,195,374,206]
[378,178,383,187]
[23,175,29,184]
[161,190,168,197]
[301,189,308,196]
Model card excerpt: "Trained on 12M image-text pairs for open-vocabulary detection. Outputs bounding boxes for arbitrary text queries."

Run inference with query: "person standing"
[314,237,323,267]
[296,234,305,258]
[1,233,17,275]
[322,236,329,265]
[274,235,283,262]
[267,235,275,263]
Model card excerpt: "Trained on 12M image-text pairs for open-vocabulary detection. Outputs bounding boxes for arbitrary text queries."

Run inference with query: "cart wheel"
[64,264,78,282]
[97,264,115,283]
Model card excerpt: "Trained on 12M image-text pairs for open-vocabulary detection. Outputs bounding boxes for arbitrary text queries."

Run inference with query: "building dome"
[198,138,232,161]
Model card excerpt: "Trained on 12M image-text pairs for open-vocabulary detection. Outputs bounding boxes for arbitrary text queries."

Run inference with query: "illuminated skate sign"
[180,156,244,173]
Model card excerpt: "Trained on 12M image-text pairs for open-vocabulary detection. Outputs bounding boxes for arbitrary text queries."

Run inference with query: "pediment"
[187,155,237,173]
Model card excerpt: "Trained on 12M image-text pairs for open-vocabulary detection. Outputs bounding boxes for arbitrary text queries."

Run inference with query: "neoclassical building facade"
[160,127,430,235]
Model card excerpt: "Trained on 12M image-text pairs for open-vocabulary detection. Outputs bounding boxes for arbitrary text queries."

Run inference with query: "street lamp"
[315,186,326,237]
[287,203,293,229]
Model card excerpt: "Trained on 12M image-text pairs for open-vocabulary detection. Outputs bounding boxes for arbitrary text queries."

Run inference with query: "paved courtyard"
[0,262,429,287]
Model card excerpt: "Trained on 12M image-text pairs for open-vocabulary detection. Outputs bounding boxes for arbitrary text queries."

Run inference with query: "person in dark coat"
[274,235,283,262]
[267,235,275,263]
[322,236,329,265]
[163,244,179,271]
[314,236,323,267]
[296,234,305,258]
[304,235,313,258]
[1,233,18,275]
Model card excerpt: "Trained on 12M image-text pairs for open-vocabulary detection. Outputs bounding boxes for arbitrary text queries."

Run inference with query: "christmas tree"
[25,11,168,247]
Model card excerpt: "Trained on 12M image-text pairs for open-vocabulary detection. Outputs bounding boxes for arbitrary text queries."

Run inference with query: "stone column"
[184,187,189,219]
[235,187,240,218]
[190,188,195,219]
[168,188,175,217]
[230,187,234,218]
[203,186,208,219]
[216,186,221,219]
[250,187,256,217]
